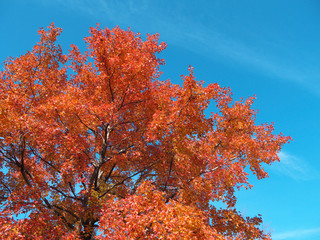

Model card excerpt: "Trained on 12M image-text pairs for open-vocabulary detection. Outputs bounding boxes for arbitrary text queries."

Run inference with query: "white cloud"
[37,0,320,96]
[272,151,318,181]
[273,227,320,240]
[159,18,320,96]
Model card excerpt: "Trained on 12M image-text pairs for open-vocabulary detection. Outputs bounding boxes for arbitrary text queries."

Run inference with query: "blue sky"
[1,1,320,239]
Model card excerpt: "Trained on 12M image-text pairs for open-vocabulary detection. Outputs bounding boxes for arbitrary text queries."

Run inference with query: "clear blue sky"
[1,1,320,239]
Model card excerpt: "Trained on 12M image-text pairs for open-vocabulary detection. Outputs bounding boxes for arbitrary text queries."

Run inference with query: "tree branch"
[75,113,96,134]
[55,109,69,134]
[117,82,131,111]
[42,196,75,230]
[104,163,116,183]
[99,159,161,199]
[30,147,61,173]
[164,157,174,191]
[49,185,82,202]
[52,203,81,221]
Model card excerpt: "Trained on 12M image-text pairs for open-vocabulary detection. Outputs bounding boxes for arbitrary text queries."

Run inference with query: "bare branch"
[117,82,131,111]
[30,147,61,173]
[131,169,150,194]
[16,135,33,187]
[164,157,174,191]
[75,113,96,134]
[49,185,82,202]
[104,163,116,183]
[55,109,69,133]
[105,65,115,102]
[69,182,77,199]
[0,181,12,194]
[42,196,75,230]
[52,203,80,221]
[114,144,134,154]
[86,109,102,122]
[99,159,161,199]
[187,156,238,184]
[120,99,151,109]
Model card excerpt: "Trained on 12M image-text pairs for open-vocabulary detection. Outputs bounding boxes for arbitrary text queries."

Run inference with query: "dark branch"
[104,163,116,183]
[49,185,82,202]
[75,113,96,134]
[164,157,174,191]
[30,147,61,173]
[42,197,75,230]
[99,159,161,199]
[117,82,131,111]
[52,203,80,221]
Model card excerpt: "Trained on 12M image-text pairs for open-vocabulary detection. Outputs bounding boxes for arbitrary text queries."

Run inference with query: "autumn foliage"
[0,24,290,239]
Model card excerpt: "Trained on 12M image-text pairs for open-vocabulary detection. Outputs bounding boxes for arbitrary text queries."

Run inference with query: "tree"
[0,23,291,239]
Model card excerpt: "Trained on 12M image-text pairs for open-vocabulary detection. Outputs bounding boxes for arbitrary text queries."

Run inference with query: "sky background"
[1,0,320,239]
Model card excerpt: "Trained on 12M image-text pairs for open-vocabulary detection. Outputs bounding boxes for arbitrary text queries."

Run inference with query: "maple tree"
[0,23,291,239]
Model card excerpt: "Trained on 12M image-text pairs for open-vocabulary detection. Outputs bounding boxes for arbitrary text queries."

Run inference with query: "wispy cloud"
[37,0,320,96]
[271,151,318,181]
[157,16,320,96]
[273,227,320,240]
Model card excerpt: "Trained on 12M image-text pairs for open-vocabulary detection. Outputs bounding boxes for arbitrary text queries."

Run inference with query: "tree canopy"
[0,24,291,239]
